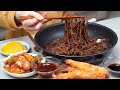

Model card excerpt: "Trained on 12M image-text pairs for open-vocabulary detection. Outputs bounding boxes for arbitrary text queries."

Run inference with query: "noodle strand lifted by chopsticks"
[46,16,111,56]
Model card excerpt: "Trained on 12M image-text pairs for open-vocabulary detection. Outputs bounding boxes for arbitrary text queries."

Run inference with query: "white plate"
[2,52,45,78]
[0,41,30,56]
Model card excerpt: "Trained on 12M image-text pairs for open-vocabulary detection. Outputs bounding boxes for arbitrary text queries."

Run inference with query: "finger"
[40,23,46,28]
[42,12,47,17]
[41,19,50,23]
[34,18,51,30]
[41,12,51,23]
[23,26,34,31]
[23,19,48,30]
[23,22,44,30]
[34,22,44,30]
[22,18,38,26]
[33,18,50,30]
[30,12,44,20]
[23,25,39,31]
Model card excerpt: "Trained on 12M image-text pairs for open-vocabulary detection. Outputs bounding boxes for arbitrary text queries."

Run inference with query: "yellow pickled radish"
[2,41,26,54]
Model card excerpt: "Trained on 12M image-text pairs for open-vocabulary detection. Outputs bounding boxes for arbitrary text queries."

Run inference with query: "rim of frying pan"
[35,22,118,58]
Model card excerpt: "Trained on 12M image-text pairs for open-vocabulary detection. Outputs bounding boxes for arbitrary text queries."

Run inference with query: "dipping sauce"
[32,57,61,78]
[36,62,58,72]
[32,61,59,78]
[108,63,120,71]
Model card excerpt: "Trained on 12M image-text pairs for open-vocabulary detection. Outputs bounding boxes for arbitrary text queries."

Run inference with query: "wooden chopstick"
[23,29,40,52]
[19,16,86,20]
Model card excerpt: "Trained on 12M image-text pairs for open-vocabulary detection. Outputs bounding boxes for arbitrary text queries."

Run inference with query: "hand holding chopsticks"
[19,15,86,21]
[16,11,86,52]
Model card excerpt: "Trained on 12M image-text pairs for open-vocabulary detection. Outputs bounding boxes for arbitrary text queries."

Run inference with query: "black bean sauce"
[108,63,120,71]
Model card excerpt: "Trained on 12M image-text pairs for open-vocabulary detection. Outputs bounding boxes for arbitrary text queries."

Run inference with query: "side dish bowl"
[2,52,45,78]
[103,57,120,76]
[31,56,62,78]
[0,41,30,56]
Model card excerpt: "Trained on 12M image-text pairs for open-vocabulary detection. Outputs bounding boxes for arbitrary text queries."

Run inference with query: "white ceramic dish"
[103,57,120,76]
[0,41,30,56]
[2,52,45,78]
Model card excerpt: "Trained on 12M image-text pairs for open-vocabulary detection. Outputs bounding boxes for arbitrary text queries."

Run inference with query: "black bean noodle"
[46,17,111,56]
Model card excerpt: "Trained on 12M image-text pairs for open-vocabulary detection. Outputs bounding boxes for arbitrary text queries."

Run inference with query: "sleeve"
[0,11,23,31]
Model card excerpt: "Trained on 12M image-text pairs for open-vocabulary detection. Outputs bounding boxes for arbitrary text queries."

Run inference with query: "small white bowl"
[103,57,120,76]
[31,56,62,78]
[0,41,30,56]
[2,52,45,78]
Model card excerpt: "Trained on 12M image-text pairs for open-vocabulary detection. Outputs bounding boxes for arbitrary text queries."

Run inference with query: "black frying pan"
[34,22,118,64]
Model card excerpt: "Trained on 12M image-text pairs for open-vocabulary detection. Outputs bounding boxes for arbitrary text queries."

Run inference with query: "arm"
[0,11,23,31]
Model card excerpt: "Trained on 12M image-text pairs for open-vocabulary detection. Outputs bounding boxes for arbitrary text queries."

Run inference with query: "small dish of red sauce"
[31,56,61,78]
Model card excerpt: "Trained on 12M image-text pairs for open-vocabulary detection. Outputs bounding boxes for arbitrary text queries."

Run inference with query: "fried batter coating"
[61,66,79,73]
[52,70,107,79]
[65,59,109,78]
[52,59,109,79]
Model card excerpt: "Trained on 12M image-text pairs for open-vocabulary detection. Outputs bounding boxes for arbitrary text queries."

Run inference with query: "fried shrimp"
[65,59,109,77]
[52,70,107,79]
[61,66,79,73]
[52,59,109,79]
